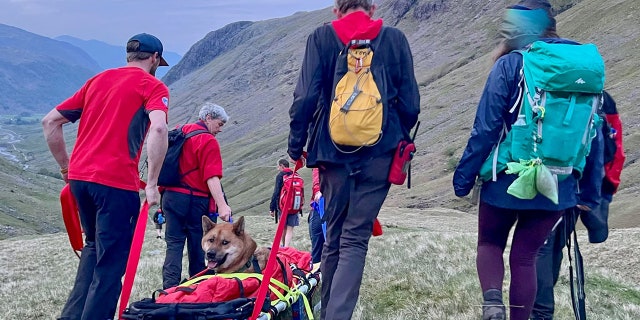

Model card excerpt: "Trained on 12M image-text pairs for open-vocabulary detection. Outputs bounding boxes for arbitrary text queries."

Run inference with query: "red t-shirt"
[56,67,169,191]
[165,121,223,196]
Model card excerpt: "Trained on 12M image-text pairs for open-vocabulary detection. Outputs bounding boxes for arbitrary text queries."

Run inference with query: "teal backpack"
[479,41,605,204]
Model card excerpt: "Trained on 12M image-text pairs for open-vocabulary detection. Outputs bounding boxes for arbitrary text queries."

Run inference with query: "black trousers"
[161,191,209,289]
[319,154,392,320]
[60,180,139,320]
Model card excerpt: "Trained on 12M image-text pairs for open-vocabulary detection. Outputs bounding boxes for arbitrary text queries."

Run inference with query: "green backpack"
[479,41,605,204]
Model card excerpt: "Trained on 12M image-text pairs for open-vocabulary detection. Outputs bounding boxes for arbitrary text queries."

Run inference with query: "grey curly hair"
[198,102,229,123]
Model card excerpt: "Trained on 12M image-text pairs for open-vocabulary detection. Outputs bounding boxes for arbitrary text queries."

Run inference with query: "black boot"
[482,289,506,320]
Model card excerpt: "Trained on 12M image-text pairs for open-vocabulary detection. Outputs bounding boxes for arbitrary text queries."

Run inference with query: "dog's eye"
[208,238,215,243]
[222,240,229,245]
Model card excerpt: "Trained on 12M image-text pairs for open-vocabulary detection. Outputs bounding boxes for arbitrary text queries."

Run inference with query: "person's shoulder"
[541,37,580,45]
[494,51,522,70]
[310,23,335,39]
[379,26,407,40]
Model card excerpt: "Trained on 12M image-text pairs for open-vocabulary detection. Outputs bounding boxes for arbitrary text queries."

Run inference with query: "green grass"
[0,209,639,319]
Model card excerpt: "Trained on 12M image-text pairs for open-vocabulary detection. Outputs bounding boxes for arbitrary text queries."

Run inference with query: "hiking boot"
[482,304,506,320]
[482,289,506,320]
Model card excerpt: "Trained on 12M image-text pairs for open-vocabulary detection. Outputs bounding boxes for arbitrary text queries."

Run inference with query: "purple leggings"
[477,202,563,320]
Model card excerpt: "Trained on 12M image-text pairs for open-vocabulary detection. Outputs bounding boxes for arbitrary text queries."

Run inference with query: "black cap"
[127,33,169,66]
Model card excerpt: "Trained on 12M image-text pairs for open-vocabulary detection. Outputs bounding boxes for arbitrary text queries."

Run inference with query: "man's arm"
[394,30,420,135]
[270,172,283,212]
[207,176,231,222]
[145,110,168,205]
[42,109,71,181]
[288,30,324,161]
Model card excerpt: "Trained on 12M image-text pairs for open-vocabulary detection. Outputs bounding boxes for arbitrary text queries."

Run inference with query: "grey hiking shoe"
[482,289,506,320]
[482,304,506,320]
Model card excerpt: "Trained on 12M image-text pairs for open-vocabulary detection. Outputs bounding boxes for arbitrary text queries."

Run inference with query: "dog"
[201,215,270,274]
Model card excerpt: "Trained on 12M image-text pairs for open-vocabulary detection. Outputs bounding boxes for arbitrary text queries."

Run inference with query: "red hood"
[331,11,383,45]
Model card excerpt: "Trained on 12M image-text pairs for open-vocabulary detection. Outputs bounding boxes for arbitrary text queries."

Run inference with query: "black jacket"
[269,169,292,212]
[287,24,420,166]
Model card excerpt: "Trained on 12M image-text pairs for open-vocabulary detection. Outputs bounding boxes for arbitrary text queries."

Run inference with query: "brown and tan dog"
[201,215,270,274]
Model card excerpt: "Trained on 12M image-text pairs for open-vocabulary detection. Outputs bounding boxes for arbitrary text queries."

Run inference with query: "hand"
[145,184,160,206]
[269,210,275,217]
[290,156,306,169]
[313,191,322,202]
[60,167,69,183]
[217,204,232,222]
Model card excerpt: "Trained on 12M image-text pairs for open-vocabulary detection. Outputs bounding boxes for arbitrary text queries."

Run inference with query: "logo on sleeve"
[162,97,169,107]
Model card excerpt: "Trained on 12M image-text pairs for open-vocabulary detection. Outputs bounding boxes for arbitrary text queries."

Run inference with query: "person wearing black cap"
[42,33,170,320]
[452,1,604,319]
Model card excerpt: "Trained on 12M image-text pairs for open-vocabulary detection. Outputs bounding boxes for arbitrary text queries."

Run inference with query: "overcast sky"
[0,0,332,54]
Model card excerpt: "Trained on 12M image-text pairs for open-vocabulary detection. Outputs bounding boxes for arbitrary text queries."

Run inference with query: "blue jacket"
[452,38,604,211]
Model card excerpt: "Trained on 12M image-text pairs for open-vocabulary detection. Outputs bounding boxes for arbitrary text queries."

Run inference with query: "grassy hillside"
[0,1,639,318]
[0,209,638,319]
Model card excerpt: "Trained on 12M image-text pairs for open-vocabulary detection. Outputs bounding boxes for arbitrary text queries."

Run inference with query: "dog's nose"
[206,251,216,260]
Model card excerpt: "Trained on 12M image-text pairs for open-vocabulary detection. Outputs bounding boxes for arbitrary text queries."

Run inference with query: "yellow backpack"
[329,35,384,151]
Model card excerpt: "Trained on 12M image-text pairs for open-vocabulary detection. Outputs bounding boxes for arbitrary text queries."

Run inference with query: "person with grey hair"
[160,102,232,289]
[287,0,420,319]
[198,102,230,124]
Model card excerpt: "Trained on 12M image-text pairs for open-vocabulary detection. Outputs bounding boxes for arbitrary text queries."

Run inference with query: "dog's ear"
[232,216,245,236]
[202,215,216,234]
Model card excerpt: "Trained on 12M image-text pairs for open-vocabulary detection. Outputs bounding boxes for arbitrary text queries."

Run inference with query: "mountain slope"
[0,24,101,115]
[55,35,183,79]
[1,0,638,238]
[164,0,640,228]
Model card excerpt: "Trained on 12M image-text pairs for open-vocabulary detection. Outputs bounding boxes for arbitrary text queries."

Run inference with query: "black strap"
[251,256,262,274]
[177,126,211,191]
[407,121,421,189]
[566,209,586,320]
[232,277,246,298]
[292,266,310,289]
[275,257,289,286]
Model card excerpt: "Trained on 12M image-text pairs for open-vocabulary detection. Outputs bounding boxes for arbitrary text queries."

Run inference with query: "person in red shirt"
[161,102,232,289]
[42,33,170,320]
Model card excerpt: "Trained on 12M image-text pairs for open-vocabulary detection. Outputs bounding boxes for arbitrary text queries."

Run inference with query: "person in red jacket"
[161,103,232,289]
[42,33,170,320]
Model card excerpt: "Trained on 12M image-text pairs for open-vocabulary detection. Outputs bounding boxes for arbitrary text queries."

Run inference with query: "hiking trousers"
[477,202,563,320]
[161,190,209,289]
[308,207,325,264]
[59,180,139,320]
[319,154,392,320]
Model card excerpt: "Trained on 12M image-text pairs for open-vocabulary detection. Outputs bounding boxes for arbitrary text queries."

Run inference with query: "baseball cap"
[127,33,169,66]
